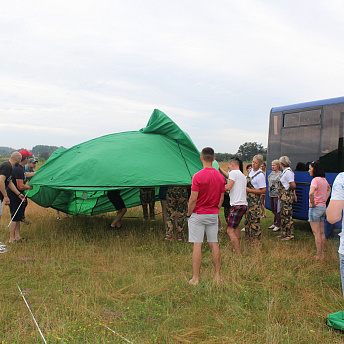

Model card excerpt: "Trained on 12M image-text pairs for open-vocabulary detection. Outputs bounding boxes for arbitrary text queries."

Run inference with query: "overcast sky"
[1,0,344,154]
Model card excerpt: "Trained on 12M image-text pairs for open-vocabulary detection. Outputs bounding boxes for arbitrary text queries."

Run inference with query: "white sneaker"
[273,226,280,232]
[241,227,245,232]
[268,225,275,229]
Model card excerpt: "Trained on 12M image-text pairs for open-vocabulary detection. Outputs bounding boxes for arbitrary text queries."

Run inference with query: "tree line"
[1,142,267,163]
[0,145,60,161]
[215,142,267,162]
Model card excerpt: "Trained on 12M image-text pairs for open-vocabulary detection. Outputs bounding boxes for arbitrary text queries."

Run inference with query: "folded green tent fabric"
[327,311,344,331]
[28,109,203,215]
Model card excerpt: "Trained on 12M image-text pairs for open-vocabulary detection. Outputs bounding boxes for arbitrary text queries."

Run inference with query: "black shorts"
[107,190,126,210]
[9,195,26,222]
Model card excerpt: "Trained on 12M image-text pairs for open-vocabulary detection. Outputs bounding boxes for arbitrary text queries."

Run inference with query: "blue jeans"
[340,253,344,298]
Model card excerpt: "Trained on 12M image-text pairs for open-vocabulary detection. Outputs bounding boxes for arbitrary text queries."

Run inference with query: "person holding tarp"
[7,149,33,243]
[140,187,155,221]
[108,189,127,229]
[0,152,24,252]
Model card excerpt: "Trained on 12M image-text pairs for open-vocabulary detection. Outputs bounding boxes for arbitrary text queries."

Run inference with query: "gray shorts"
[0,200,3,217]
[188,213,219,243]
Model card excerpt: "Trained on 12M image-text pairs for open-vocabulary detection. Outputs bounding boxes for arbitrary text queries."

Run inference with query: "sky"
[1,0,344,154]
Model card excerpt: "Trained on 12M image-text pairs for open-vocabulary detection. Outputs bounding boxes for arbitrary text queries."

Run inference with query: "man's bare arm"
[187,191,199,216]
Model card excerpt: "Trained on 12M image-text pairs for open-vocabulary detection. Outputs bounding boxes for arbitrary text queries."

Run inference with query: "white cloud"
[1,0,344,152]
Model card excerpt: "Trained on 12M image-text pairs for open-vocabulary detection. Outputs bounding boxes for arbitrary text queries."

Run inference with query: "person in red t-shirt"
[187,147,225,285]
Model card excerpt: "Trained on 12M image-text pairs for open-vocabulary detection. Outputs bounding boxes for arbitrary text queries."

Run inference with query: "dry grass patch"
[0,202,344,343]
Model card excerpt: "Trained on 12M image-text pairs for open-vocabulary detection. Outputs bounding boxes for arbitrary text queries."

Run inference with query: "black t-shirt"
[0,161,13,201]
[7,164,25,198]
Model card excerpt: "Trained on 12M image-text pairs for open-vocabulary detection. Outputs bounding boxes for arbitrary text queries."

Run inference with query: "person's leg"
[251,197,262,240]
[148,188,155,220]
[319,221,326,259]
[165,197,175,239]
[160,200,168,231]
[190,243,203,285]
[139,189,149,220]
[227,226,241,255]
[111,208,127,227]
[282,199,294,239]
[176,198,187,240]
[14,221,22,240]
[208,242,222,282]
[9,221,17,242]
[260,195,266,217]
[310,221,322,258]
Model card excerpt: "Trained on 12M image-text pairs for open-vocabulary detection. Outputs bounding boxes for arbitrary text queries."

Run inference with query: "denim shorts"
[308,206,326,222]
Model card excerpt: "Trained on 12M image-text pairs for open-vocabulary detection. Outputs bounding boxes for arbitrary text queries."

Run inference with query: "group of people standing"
[0,150,37,251]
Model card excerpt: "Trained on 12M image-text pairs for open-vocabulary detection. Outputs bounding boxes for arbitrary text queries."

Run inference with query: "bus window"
[283,109,321,128]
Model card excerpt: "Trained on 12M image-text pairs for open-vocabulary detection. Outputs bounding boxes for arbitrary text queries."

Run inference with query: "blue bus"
[266,96,344,220]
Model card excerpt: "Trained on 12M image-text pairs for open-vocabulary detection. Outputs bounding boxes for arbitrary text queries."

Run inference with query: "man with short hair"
[224,157,247,256]
[7,149,33,243]
[0,152,25,252]
[187,147,226,285]
[0,152,24,220]
[24,157,38,182]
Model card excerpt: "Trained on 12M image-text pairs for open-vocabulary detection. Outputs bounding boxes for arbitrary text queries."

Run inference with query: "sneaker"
[165,234,173,241]
[241,227,245,232]
[0,246,8,253]
[276,235,284,238]
[268,225,275,229]
[177,236,183,241]
[272,226,280,232]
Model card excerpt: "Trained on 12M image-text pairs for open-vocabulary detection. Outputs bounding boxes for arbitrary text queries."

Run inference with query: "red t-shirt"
[191,168,226,214]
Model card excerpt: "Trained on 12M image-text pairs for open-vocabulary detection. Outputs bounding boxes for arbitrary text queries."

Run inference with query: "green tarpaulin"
[28,109,203,215]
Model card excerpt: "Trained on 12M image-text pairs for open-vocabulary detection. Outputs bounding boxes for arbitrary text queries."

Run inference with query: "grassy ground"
[0,202,343,343]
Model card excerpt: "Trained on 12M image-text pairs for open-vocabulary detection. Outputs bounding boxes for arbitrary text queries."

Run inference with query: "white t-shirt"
[329,172,344,254]
[228,170,247,206]
[280,168,294,190]
[248,169,266,190]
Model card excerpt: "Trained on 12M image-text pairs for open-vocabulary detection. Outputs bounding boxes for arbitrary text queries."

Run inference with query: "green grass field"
[1,202,343,343]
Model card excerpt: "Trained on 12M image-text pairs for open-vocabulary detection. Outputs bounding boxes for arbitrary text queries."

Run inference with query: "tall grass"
[0,202,343,343]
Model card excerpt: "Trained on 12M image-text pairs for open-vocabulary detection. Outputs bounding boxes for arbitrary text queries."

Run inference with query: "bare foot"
[214,276,224,283]
[189,279,199,285]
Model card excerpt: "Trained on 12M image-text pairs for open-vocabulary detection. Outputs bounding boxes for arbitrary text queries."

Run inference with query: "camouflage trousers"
[166,186,188,238]
[140,188,156,219]
[279,189,294,238]
[245,193,262,240]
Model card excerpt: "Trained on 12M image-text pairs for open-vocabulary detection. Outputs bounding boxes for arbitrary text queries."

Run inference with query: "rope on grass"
[103,324,135,344]
[17,284,48,344]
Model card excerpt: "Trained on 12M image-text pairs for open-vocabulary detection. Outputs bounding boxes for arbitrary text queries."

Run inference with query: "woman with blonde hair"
[277,156,297,240]
[268,159,281,231]
[245,154,266,240]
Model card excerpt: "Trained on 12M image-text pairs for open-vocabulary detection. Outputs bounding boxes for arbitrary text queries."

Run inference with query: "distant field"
[0,201,343,343]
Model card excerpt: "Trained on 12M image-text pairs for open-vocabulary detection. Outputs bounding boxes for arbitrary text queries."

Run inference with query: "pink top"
[191,168,226,214]
[310,177,329,207]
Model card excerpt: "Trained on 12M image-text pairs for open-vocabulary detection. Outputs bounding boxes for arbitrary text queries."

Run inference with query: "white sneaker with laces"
[241,227,245,232]
[273,226,280,232]
[268,225,275,229]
